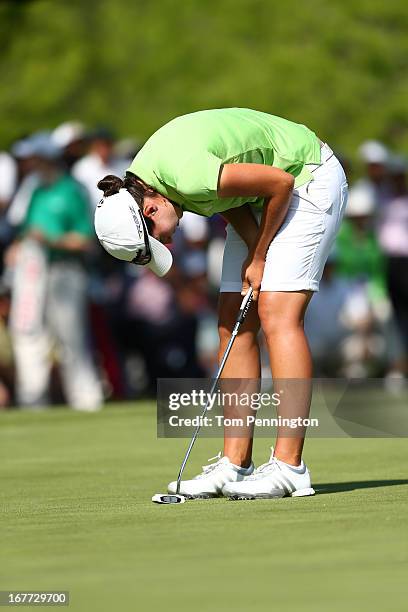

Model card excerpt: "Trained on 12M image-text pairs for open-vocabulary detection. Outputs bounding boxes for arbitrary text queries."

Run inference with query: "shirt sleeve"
[158,152,223,201]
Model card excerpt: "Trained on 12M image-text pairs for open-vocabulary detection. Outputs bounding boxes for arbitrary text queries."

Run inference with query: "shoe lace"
[194,452,224,479]
[247,458,278,480]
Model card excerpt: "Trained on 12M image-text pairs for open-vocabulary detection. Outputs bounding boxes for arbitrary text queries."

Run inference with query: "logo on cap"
[128,205,144,239]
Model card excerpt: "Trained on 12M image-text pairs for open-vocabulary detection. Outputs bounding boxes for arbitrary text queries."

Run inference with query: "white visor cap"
[94,188,173,277]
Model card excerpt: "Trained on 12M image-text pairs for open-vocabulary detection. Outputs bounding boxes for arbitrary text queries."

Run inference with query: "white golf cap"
[346,184,376,217]
[359,140,389,165]
[94,188,173,277]
[52,121,85,148]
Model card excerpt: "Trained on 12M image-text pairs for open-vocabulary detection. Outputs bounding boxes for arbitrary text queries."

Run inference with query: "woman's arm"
[218,163,294,300]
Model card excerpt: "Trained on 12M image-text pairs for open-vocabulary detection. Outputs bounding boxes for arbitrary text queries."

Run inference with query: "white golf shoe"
[167,452,254,499]
[222,450,315,500]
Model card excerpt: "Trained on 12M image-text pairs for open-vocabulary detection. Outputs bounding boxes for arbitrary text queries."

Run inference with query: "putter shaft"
[176,289,253,494]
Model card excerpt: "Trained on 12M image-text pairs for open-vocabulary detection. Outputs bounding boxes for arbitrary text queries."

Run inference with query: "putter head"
[152,493,186,504]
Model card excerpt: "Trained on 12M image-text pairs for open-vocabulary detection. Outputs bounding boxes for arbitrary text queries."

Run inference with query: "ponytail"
[97,173,156,224]
[97,175,124,197]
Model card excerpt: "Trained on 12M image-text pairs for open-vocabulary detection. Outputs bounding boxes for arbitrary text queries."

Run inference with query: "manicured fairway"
[1,404,407,612]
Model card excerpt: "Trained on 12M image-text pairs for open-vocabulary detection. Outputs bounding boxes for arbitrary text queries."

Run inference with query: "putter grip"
[237,289,253,324]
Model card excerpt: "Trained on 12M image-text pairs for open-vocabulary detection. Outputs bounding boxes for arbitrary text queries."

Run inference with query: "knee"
[218,308,259,349]
[218,318,258,347]
[258,302,304,338]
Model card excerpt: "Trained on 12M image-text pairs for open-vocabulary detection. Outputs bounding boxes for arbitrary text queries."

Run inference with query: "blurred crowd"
[306,141,408,383]
[0,122,407,410]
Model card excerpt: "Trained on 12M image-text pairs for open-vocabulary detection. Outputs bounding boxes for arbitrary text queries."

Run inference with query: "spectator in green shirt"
[335,183,386,301]
[10,138,102,411]
[23,152,94,260]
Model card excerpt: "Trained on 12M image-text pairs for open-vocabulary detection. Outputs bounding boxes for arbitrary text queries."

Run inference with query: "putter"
[152,288,253,504]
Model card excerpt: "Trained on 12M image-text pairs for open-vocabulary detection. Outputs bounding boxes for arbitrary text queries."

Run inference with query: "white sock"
[274,457,303,472]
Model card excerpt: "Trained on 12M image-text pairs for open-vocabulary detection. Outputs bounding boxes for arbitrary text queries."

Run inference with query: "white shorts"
[220,144,348,293]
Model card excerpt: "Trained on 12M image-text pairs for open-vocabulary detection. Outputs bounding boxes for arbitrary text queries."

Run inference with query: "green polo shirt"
[23,173,93,260]
[336,219,387,300]
[128,108,321,217]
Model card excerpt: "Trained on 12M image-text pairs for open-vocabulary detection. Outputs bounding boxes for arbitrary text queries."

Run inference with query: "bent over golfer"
[95,108,348,499]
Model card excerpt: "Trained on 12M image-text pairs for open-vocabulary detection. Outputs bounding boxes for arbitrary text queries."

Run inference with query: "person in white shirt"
[72,128,123,209]
[0,152,17,209]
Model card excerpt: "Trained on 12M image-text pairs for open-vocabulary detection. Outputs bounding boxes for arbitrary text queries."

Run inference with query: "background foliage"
[1,0,408,154]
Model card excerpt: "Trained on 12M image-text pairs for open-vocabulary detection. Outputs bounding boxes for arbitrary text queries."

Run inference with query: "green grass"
[1,404,407,612]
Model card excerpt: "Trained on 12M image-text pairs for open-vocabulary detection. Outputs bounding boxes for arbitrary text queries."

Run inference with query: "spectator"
[0,151,18,274]
[377,156,408,372]
[114,138,142,172]
[355,140,393,208]
[7,132,49,228]
[51,121,87,170]
[0,280,14,408]
[0,151,17,209]
[336,183,386,302]
[305,255,351,376]
[333,187,390,376]
[109,266,206,396]
[306,254,388,378]
[8,136,103,410]
[72,127,122,209]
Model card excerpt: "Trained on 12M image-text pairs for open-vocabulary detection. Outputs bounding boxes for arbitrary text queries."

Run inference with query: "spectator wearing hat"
[9,136,103,410]
[51,121,87,170]
[334,185,392,376]
[6,132,51,229]
[0,151,18,274]
[354,140,393,209]
[336,183,386,302]
[0,151,17,210]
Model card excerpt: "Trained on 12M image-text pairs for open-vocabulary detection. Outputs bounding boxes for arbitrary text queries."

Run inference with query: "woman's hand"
[241,254,265,301]
[219,164,294,299]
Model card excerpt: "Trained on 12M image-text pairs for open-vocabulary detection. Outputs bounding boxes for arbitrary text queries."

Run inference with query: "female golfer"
[95,108,348,499]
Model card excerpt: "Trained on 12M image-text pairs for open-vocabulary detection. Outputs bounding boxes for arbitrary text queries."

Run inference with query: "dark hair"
[97,172,156,231]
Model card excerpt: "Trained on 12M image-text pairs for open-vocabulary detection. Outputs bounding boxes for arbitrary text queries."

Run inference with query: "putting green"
[1,404,407,612]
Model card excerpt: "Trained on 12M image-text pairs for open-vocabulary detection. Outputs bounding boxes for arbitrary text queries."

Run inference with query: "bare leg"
[218,292,260,467]
[258,290,313,466]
